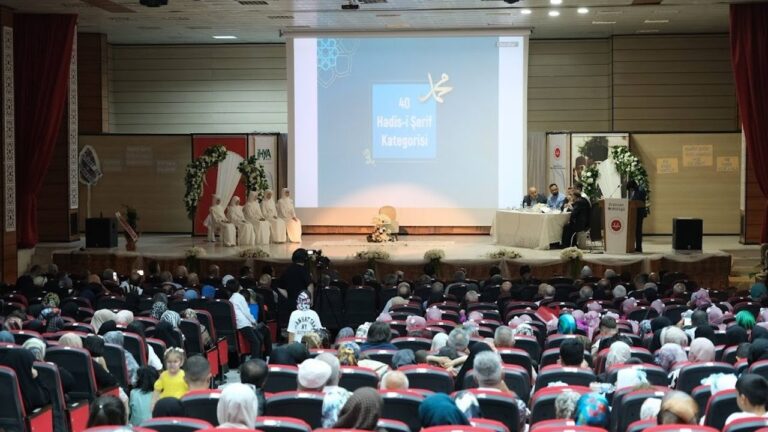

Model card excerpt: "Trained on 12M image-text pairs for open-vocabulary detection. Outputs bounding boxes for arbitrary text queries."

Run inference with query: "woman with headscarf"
[0,348,49,411]
[277,188,302,243]
[605,341,632,370]
[91,309,117,334]
[97,320,118,336]
[656,343,688,387]
[334,387,383,431]
[558,313,577,334]
[225,195,256,247]
[154,321,183,349]
[455,342,494,391]
[337,341,361,367]
[287,290,322,343]
[727,325,749,347]
[38,292,65,333]
[260,189,287,243]
[104,331,140,386]
[575,392,610,428]
[115,310,134,327]
[419,393,470,427]
[660,326,689,348]
[151,397,186,418]
[182,308,213,349]
[243,191,272,245]
[737,310,757,330]
[270,342,310,366]
[23,337,75,395]
[688,337,716,363]
[217,383,259,429]
[126,321,162,371]
[82,335,119,390]
[150,301,168,320]
[406,316,429,338]
[431,333,449,352]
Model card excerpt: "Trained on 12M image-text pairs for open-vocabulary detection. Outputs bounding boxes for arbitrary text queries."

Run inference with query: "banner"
[547,133,569,193]
[248,134,278,190]
[603,198,629,254]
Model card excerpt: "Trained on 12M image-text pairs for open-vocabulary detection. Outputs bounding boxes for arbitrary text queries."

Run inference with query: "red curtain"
[14,14,77,248]
[731,4,768,243]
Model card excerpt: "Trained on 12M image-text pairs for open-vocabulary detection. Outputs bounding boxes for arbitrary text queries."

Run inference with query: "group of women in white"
[208,188,301,246]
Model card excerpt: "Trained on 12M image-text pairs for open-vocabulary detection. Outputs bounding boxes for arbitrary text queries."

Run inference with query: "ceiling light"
[636,29,660,33]
[550,0,562,4]
[577,7,589,14]
[592,20,616,24]
[548,10,560,16]
[520,8,532,15]
[644,19,669,23]
[213,35,238,39]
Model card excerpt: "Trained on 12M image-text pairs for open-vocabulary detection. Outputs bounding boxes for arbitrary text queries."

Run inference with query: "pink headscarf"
[468,311,483,322]
[622,298,638,315]
[707,306,724,325]
[376,312,392,323]
[690,289,711,308]
[406,315,427,332]
[426,306,442,322]
[650,299,666,316]
[688,337,716,362]
[587,302,603,313]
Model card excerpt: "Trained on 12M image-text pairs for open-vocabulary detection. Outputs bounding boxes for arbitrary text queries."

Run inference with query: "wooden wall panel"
[528,39,612,132]
[612,35,737,131]
[631,133,741,234]
[78,33,108,133]
[109,44,287,134]
[77,135,192,233]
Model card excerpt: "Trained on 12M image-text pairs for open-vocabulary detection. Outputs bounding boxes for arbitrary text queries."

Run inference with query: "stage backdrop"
[192,135,247,236]
[78,135,191,233]
[248,134,278,191]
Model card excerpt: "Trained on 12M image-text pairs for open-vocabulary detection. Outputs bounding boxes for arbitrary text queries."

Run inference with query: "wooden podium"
[598,198,642,254]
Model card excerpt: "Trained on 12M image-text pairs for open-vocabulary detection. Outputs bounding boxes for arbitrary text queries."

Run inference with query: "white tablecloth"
[492,210,571,250]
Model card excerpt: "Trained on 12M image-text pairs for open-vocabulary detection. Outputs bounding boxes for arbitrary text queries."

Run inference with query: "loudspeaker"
[673,218,702,251]
[85,217,118,248]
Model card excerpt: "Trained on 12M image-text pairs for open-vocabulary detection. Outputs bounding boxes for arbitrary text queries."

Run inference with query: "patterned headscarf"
[512,323,534,338]
[151,302,168,320]
[43,293,60,308]
[297,291,311,311]
[690,289,712,308]
[161,310,181,328]
[575,393,610,427]
[337,341,360,366]
[655,343,688,371]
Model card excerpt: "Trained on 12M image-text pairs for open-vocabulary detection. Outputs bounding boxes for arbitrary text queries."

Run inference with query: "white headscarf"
[116,310,134,326]
[217,383,258,429]
[605,341,632,369]
[431,333,449,352]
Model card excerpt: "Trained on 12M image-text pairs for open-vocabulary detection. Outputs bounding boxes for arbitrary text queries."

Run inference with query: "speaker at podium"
[85,217,118,248]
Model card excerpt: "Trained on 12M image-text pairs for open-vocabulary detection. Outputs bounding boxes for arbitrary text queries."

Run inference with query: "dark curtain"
[14,14,77,248]
[731,4,768,243]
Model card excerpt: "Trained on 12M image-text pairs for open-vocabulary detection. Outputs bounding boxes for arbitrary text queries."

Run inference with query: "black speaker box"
[85,217,118,248]
[673,218,703,251]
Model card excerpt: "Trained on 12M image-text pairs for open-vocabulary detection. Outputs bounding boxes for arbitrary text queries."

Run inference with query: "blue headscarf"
[418,394,470,427]
[184,289,199,300]
[201,285,216,299]
[575,392,610,427]
[558,313,577,334]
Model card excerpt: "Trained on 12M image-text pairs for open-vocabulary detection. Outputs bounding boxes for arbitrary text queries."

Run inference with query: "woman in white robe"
[261,190,286,243]
[277,188,302,243]
[226,196,256,246]
[243,191,271,245]
[209,195,236,247]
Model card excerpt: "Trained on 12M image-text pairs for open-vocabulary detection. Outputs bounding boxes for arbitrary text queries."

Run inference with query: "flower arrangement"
[183,145,228,219]
[367,214,394,243]
[237,156,270,201]
[354,248,391,261]
[580,165,601,203]
[560,246,583,261]
[185,246,207,258]
[611,146,651,206]
[487,248,523,259]
[424,249,446,261]
[239,247,270,259]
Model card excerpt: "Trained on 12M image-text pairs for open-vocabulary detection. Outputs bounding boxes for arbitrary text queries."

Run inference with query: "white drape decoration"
[527,131,547,190]
[597,158,623,199]
[215,151,245,208]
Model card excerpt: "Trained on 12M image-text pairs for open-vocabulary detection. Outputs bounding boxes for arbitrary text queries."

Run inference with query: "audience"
[297,358,332,392]
[359,321,397,351]
[130,366,159,426]
[725,374,768,427]
[87,395,126,427]
[316,353,352,428]
[217,383,259,429]
[184,354,211,391]
[657,390,699,425]
[152,347,188,406]
[334,387,384,431]
[240,358,268,415]
[380,370,409,390]
[419,393,470,427]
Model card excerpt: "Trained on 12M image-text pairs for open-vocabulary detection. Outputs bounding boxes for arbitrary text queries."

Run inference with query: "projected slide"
[292,34,527,224]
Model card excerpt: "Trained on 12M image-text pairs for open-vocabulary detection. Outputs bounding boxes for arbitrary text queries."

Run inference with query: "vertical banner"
[192,135,247,236]
[247,134,278,191]
[603,198,629,254]
[547,133,569,192]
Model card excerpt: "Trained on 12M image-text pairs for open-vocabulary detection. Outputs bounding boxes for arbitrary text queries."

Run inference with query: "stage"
[43,234,748,290]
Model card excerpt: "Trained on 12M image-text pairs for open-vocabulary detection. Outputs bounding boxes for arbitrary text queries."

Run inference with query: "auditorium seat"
[34,360,76,432]
[263,365,299,394]
[606,363,669,387]
[612,388,668,432]
[462,365,530,403]
[421,427,492,432]
[426,321,456,333]
[626,419,657,432]
[530,386,591,424]
[180,389,222,426]
[723,345,739,364]
[734,302,762,318]
[532,427,608,432]
[140,417,214,432]
[498,348,533,375]
[644,426,717,432]
[309,348,338,358]
[264,391,324,429]
[10,330,42,345]
[392,337,432,352]
[692,385,712,416]
[95,296,127,311]
[676,362,736,393]
[376,419,411,432]
[0,365,54,432]
[630,347,654,363]
[530,419,577,431]
[469,418,509,432]
[254,416,312,432]
[103,342,130,390]
[544,334,582,349]
[662,305,688,325]
[204,300,240,360]
[400,364,454,393]
[748,360,768,380]
[724,417,768,432]
[338,366,379,391]
[540,348,592,368]
[169,299,192,313]
[460,389,520,432]
[345,287,377,328]
[704,389,739,431]
[45,346,100,402]
[380,389,426,432]
[317,287,344,330]
[511,336,541,362]
[147,337,168,360]
[84,427,155,432]
[123,332,148,367]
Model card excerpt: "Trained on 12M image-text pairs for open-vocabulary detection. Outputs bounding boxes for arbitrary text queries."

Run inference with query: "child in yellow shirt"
[152,347,189,406]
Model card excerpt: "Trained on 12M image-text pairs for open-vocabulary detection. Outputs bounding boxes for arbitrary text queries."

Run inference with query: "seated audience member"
[604,341,631,371]
[130,366,159,426]
[406,316,430,338]
[126,321,163,370]
[270,342,310,365]
[297,358,332,392]
[115,310,134,327]
[493,326,515,349]
[87,395,126,427]
[230,279,270,359]
[92,309,118,335]
[152,397,187,418]
[381,370,409,390]
[522,186,547,207]
[382,282,411,313]
[153,347,188,405]
[217,383,259,429]
[592,316,619,355]
[657,390,699,425]
[448,327,472,357]
[575,393,610,428]
[240,358,268,415]
[473,351,510,393]
[80,335,119,390]
[640,398,662,420]
[0,348,50,412]
[288,290,322,344]
[392,349,416,369]
[301,332,323,350]
[656,343,688,386]
[316,353,352,428]
[431,333,450,353]
[334,387,384,431]
[688,337,716,363]
[555,391,581,419]
[419,393,471,427]
[184,355,211,391]
[724,374,768,427]
[104,331,140,386]
[22,337,75,396]
[359,322,397,351]
[181,308,213,349]
[337,341,390,376]
[559,338,588,368]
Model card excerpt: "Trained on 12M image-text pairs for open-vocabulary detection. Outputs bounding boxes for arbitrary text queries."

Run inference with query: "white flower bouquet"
[185,246,207,258]
[487,248,523,259]
[560,246,583,261]
[239,247,270,259]
[424,249,446,261]
[354,248,391,261]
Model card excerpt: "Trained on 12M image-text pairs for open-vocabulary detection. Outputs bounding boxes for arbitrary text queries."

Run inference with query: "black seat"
[45,346,99,402]
[704,389,739,431]
[179,319,206,355]
[180,390,221,426]
[254,416,312,432]
[534,366,596,392]
[264,391,324,429]
[317,287,344,330]
[363,349,397,368]
[203,300,238,358]
[498,348,533,376]
[606,364,669,387]
[123,333,148,367]
[344,288,378,329]
[338,366,379,392]
[103,343,129,390]
[140,416,214,432]
[676,362,736,393]
[95,296,127,311]
[380,389,425,432]
[401,365,454,393]
[462,389,520,432]
[34,361,70,432]
[613,388,668,432]
[263,365,299,394]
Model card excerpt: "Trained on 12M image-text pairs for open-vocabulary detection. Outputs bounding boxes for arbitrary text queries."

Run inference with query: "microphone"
[606,182,623,199]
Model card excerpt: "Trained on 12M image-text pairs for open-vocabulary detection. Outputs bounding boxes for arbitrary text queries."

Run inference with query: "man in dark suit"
[627,179,648,252]
[561,192,591,247]
[522,187,547,207]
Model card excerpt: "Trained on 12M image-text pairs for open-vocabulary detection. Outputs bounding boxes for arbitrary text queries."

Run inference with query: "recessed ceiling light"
[213,35,238,39]
[548,10,560,16]
[592,20,616,25]
[644,19,669,24]
[577,7,589,14]
[520,9,532,15]
[636,29,660,33]
[550,0,562,4]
